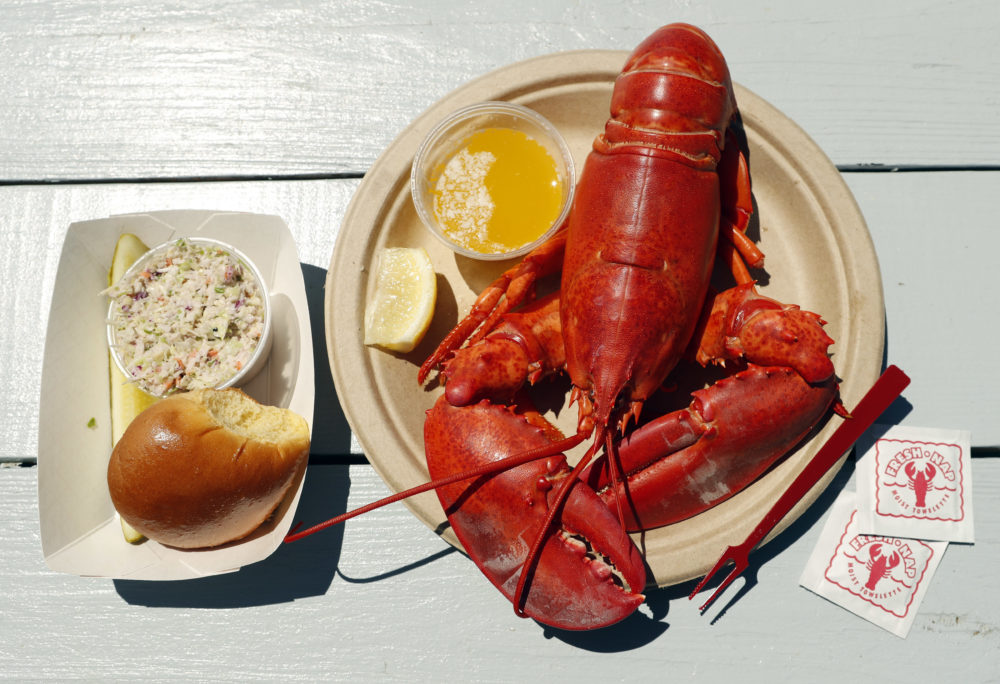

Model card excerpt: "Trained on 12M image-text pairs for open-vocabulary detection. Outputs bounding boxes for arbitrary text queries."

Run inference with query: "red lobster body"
[287,23,840,632]
[415,23,836,628]
[562,24,739,436]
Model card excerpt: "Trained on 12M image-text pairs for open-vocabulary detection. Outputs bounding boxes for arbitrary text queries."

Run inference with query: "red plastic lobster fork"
[689,365,911,612]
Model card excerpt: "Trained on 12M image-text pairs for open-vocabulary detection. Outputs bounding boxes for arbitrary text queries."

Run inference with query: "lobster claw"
[584,364,838,530]
[424,396,646,631]
[693,283,835,384]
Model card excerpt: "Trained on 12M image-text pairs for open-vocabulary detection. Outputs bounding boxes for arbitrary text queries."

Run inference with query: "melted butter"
[431,127,563,255]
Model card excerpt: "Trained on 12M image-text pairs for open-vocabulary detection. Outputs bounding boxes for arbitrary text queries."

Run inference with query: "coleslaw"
[106,238,267,396]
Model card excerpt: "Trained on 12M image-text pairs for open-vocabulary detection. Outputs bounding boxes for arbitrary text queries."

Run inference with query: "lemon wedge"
[364,247,437,353]
[108,233,158,544]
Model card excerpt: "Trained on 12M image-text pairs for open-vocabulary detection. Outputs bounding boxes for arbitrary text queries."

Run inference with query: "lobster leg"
[424,395,646,630]
[718,122,762,281]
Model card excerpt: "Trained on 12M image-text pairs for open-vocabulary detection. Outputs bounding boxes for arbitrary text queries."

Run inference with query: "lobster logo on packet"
[856,425,973,543]
[828,526,934,617]
[800,491,946,638]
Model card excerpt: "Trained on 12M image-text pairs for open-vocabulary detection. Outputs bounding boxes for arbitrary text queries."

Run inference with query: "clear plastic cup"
[106,237,273,398]
[411,101,575,261]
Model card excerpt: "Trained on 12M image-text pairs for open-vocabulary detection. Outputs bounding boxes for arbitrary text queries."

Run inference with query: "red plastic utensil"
[689,365,910,612]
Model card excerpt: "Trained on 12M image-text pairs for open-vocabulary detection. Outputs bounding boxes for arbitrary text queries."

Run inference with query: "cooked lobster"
[288,23,841,632]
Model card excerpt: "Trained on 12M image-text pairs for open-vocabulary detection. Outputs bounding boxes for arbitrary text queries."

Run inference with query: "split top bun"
[108,388,310,549]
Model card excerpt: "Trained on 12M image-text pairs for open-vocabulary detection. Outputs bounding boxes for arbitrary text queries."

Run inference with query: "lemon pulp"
[364,247,437,353]
[432,127,563,255]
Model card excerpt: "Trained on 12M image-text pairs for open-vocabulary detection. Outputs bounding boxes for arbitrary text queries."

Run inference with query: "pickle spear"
[108,233,157,544]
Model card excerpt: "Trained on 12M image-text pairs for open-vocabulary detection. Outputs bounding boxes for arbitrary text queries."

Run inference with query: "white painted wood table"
[3,2,998,681]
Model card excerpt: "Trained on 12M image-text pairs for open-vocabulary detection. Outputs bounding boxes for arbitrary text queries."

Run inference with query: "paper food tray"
[38,210,314,580]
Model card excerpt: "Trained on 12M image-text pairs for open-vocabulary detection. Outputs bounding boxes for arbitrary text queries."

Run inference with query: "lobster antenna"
[284,432,587,543]
[601,428,631,534]
[510,424,618,618]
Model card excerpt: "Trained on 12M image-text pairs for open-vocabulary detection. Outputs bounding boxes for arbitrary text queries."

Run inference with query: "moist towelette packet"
[800,490,947,638]
[856,425,973,543]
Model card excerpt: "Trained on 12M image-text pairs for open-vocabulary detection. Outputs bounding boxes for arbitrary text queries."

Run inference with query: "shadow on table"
[301,263,356,462]
[114,261,451,608]
[117,264,916,641]
[114,464,351,608]
[539,404,911,652]
[115,264,363,607]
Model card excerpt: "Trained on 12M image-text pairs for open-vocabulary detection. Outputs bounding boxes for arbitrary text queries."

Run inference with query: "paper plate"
[38,210,314,580]
[325,51,884,587]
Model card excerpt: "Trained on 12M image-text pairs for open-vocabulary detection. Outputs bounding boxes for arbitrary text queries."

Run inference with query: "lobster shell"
[317,22,884,628]
[424,396,646,630]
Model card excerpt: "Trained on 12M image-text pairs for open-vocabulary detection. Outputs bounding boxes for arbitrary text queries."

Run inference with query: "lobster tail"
[601,23,737,169]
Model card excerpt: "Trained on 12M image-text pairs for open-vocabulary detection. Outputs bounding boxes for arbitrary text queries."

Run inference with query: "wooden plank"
[4,459,998,679]
[5,170,998,467]
[1,0,998,181]
[843,171,998,445]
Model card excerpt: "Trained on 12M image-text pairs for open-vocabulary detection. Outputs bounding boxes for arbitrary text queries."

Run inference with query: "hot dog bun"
[107,388,310,549]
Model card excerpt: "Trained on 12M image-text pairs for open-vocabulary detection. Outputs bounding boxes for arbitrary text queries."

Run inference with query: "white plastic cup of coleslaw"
[106,237,273,398]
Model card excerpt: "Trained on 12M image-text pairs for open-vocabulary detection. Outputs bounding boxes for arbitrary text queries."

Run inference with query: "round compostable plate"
[325,50,884,587]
